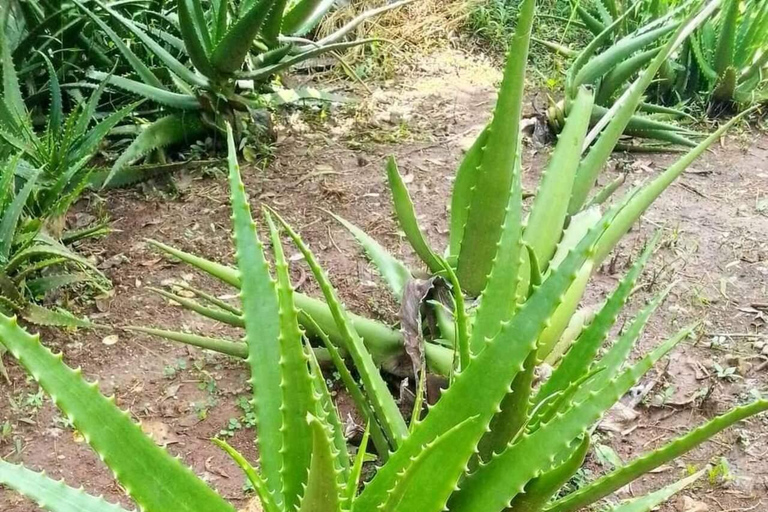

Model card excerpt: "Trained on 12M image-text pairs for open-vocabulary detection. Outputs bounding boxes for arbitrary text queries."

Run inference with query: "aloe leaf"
[263,210,319,510]
[237,39,376,80]
[95,0,208,88]
[177,0,216,78]
[593,106,751,264]
[73,79,107,140]
[535,233,659,406]
[572,284,677,401]
[174,283,242,315]
[536,260,594,361]
[211,0,276,73]
[213,439,281,512]
[566,5,638,96]
[546,399,768,512]
[610,468,706,512]
[282,0,336,36]
[379,416,480,512]
[0,459,131,512]
[0,33,25,123]
[456,0,533,295]
[476,350,537,463]
[437,256,470,370]
[305,344,349,477]
[331,212,412,299]
[262,0,288,46]
[575,25,677,88]
[0,314,235,512]
[149,287,244,326]
[146,240,454,375]
[528,368,604,434]
[271,207,409,447]
[506,436,590,512]
[68,100,141,173]
[302,313,392,457]
[88,71,199,110]
[224,125,285,504]
[572,1,607,35]
[20,305,93,335]
[0,168,39,261]
[448,325,687,511]
[343,424,370,509]
[449,126,489,262]
[586,172,626,207]
[386,156,443,274]
[298,414,342,512]
[714,0,739,76]
[72,0,164,89]
[623,128,698,147]
[524,86,594,274]
[596,47,661,104]
[131,325,247,357]
[353,195,621,512]
[212,0,230,43]
[40,54,62,132]
[106,113,206,188]
[468,136,523,354]
[27,273,93,297]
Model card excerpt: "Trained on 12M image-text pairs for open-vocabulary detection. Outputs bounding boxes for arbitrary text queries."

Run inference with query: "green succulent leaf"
[224,125,286,505]
[386,156,443,274]
[0,460,131,512]
[455,0,533,295]
[0,314,235,512]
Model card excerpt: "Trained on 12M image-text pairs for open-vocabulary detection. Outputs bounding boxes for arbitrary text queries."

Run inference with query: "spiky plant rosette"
[71,0,411,187]
[1,120,767,512]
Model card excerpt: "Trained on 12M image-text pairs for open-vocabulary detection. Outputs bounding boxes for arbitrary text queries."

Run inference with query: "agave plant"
[73,0,409,186]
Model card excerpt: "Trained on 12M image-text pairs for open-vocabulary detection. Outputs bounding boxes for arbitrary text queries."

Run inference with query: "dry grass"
[316,0,476,76]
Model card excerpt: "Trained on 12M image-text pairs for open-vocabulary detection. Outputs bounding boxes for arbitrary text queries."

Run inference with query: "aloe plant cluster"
[2,118,767,512]
[0,0,766,511]
[559,0,768,120]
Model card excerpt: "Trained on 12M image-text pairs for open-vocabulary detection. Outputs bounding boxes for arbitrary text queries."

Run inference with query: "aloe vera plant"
[564,0,768,115]
[0,36,112,327]
[0,155,109,327]
[2,119,768,512]
[72,0,408,186]
[545,0,708,146]
[0,33,139,212]
[684,0,768,109]
[140,0,735,374]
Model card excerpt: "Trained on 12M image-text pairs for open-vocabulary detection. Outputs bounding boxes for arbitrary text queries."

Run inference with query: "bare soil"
[1,45,767,512]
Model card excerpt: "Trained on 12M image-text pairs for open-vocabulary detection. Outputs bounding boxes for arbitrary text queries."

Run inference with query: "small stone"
[102,335,119,346]
[679,496,708,512]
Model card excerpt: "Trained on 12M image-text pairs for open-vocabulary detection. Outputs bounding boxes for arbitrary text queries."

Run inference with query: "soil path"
[1,47,767,512]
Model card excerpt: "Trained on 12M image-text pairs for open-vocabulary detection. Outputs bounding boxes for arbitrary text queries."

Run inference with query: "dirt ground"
[1,42,767,511]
